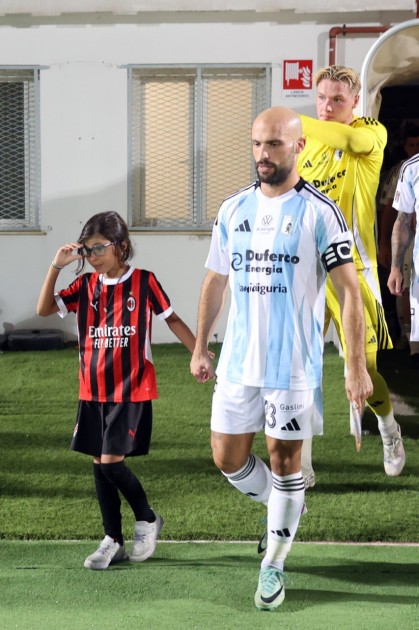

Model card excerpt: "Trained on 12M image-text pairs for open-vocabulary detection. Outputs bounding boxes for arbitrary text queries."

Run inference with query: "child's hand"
[52,242,83,269]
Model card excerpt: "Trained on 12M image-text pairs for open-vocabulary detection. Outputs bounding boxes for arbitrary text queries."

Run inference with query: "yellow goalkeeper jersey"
[298,115,387,270]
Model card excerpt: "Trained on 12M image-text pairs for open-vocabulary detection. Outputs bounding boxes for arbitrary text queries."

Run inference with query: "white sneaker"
[304,471,316,489]
[83,535,128,570]
[255,567,286,611]
[383,424,406,477]
[129,513,164,562]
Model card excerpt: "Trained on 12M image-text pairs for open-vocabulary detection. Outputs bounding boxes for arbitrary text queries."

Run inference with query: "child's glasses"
[78,242,115,258]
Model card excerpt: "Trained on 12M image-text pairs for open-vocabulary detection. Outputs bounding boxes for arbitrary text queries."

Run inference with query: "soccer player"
[297,65,405,485]
[388,153,419,347]
[378,124,419,363]
[190,106,372,610]
[37,211,196,569]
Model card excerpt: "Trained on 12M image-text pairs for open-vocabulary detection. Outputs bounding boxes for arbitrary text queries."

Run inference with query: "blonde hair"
[315,65,361,95]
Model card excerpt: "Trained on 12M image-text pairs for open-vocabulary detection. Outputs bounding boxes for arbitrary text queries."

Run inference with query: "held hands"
[51,242,83,270]
[190,349,216,384]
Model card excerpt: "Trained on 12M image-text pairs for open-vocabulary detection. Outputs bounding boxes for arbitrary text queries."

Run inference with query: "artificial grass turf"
[0,540,418,630]
[0,343,418,541]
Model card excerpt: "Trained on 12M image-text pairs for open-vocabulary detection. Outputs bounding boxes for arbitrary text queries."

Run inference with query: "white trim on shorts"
[210,379,323,440]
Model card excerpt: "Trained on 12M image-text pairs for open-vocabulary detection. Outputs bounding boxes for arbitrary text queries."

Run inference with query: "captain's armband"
[322,241,353,272]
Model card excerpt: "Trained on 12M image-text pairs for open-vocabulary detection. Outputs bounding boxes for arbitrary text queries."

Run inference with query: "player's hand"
[345,367,373,410]
[387,267,403,296]
[190,350,215,384]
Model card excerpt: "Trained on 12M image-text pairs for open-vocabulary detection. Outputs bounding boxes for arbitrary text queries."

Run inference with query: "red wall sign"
[283,60,313,90]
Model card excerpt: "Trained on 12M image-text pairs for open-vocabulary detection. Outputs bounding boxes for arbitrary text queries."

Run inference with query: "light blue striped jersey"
[206,178,352,389]
[393,154,419,278]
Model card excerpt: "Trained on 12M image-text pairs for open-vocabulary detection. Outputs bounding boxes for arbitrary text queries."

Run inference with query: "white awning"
[361,19,419,117]
[0,0,415,16]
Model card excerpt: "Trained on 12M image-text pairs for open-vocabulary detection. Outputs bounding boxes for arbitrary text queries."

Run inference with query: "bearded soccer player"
[191,106,372,610]
[297,65,405,485]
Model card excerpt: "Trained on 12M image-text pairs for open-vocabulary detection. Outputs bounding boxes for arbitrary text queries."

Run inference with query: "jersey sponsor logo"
[232,249,300,275]
[312,169,346,192]
[239,282,287,295]
[88,324,137,349]
[235,219,251,232]
[256,214,275,233]
[262,214,273,226]
[281,216,295,235]
[279,402,304,411]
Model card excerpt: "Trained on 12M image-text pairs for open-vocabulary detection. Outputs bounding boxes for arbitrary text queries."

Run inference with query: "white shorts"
[210,380,323,440]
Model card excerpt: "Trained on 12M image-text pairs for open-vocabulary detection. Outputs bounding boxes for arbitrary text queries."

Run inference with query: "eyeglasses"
[78,242,115,258]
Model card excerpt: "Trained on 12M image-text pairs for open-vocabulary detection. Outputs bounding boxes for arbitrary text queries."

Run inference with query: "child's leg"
[100,459,155,522]
[93,462,123,543]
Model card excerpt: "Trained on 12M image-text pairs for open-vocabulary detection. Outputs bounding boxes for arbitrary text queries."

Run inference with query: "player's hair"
[76,211,134,274]
[401,122,419,141]
[315,65,361,95]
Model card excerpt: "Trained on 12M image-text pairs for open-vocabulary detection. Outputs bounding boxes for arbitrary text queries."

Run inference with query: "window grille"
[0,67,40,231]
[128,65,270,231]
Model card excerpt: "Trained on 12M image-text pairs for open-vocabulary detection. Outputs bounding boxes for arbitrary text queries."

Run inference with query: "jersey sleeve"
[314,197,353,269]
[301,114,386,156]
[393,163,416,214]
[56,275,86,316]
[147,272,174,320]
[205,210,231,275]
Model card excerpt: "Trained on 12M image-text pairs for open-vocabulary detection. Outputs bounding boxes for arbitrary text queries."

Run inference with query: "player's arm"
[190,270,228,383]
[301,114,376,155]
[387,211,414,296]
[324,243,373,408]
[165,311,196,354]
[37,242,81,316]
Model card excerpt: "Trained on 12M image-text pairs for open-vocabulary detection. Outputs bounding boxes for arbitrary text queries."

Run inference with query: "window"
[128,65,270,231]
[0,67,40,231]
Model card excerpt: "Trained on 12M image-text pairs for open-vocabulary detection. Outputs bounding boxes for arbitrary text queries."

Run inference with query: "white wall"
[0,20,387,342]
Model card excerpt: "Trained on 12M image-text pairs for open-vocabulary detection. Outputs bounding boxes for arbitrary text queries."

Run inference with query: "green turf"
[0,541,417,630]
[0,343,418,542]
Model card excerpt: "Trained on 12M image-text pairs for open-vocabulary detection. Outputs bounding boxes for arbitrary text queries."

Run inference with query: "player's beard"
[256,157,294,186]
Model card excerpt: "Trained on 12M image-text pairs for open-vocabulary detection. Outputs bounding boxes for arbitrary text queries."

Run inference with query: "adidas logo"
[235,219,251,232]
[368,335,377,344]
[368,399,384,408]
[301,159,312,168]
[280,418,301,431]
[270,528,291,538]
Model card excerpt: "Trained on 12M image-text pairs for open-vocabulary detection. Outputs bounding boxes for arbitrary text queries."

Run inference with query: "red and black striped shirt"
[56,266,172,402]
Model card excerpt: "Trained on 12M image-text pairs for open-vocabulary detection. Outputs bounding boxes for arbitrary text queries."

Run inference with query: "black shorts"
[71,400,153,458]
